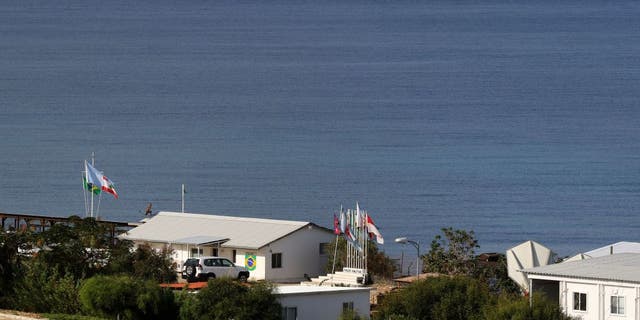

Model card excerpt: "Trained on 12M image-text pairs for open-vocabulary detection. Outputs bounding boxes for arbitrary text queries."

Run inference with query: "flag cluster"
[333,203,384,252]
[84,162,118,199]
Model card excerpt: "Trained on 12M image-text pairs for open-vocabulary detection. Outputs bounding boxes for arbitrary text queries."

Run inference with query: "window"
[204,258,215,267]
[319,243,329,255]
[342,301,354,313]
[220,259,233,267]
[282,307,297,320]
[191,248,203,257]
[611,296,625,315]
[272,253,282,268]
[212,248,218,256]
[232,250,237,263]
[573,292,587,311]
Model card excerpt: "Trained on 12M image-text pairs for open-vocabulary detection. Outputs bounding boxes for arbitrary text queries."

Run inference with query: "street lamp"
[395,237,420,277]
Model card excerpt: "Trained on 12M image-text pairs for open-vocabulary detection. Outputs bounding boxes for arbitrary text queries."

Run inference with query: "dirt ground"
[0,310,42,320]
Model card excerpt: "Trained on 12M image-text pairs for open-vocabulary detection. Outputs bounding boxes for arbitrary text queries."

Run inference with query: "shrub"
[10,261,81,314]
[79,275,177,320]
[178,278,281,320]
[484,293,575,320]
[130,243,177,283]
[375,276,491,320]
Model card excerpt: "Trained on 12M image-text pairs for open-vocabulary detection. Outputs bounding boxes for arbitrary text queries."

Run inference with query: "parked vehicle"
[181,256,249,282]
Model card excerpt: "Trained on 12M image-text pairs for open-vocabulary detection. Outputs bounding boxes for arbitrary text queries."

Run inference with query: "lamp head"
[395,237,408,244]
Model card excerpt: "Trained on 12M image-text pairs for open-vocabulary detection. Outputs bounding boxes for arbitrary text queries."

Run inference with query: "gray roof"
[120,211,325,249]
[522,253,640,284]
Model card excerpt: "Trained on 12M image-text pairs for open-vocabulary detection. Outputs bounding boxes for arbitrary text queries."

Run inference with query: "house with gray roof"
[119,211,335,282]
[521,253,640,320]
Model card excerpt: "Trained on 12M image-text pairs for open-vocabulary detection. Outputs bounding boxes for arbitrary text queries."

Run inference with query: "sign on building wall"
[245,253,257,271]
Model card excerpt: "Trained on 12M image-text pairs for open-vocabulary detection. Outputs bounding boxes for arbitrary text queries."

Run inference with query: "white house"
[275,285,371,320]
[521,253,640,320]
[119,211,335,282]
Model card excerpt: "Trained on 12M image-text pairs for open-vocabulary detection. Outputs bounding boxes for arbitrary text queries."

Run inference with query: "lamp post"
[395,237,420,277]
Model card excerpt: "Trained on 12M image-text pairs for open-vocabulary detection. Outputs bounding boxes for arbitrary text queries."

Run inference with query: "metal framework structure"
[341,206,368,280]
[0,212,134,239]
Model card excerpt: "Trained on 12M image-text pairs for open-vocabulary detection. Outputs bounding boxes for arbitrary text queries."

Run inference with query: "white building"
[522,253,640,320]
[275,285,371,320]
[564,242,640,262]
[119,211,335,282]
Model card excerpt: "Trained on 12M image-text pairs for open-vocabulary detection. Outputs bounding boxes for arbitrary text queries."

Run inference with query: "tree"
[374,276,491,320]
[79,275,177,320]
[10,259,81,314]
[0,229,33,307]
[422,227,479,276]
[473,253,520,295]
[178,278,281,320]
[33,217,116,280]
[129,243,177,283]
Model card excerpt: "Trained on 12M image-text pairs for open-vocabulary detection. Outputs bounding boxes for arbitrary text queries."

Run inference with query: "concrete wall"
[277,289,370,320]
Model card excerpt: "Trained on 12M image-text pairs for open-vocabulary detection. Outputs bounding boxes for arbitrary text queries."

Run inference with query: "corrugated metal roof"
[120,211,319,249]
[522,253,640,283]
[584,241,640,257]
[564,242,640,262]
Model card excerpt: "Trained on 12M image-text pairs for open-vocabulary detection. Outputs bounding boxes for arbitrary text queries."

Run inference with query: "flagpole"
[364,211,368,279]
[96,192,102,220]
[331,234,339,285]
[82,166,89,218]
[90,153,95,218]
[181,184,185,213]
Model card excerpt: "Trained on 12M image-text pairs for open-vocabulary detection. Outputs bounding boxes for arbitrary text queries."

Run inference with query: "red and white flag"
[366,214,384,244]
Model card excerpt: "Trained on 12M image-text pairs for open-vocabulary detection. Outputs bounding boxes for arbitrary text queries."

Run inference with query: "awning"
[171,235,229,246]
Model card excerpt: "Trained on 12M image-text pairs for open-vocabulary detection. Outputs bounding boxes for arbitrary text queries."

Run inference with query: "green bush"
[484,293,575,320]
[79,275,177,320]
[178,278,281,320]
[10,262,81,314]
[375,276,491,320]
[129,243,177,283]
[339,309,363,320]
[0,230,33,308]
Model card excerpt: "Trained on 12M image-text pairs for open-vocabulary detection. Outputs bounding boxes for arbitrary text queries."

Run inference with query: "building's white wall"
[602,285,636,320]
[224,248,265,281]
[531,275,640,320]
[262,225,334,282]
[564,282,600,320]
[130,225,333,282]
[277,290,370,320]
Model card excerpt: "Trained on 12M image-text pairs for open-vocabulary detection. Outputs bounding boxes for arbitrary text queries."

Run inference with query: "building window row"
[572,292,626,315]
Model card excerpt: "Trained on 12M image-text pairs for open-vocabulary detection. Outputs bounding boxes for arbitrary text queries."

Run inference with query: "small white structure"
[506,240,555,293]
[564,242,640,263]
[275,285,371,320]
[522,253,640,320]
[120,211,334,282]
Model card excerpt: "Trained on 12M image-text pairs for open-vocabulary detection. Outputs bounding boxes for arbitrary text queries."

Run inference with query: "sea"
[1,0,639,260]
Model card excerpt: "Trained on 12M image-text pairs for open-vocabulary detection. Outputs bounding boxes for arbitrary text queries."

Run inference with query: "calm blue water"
[1,1,639,258]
